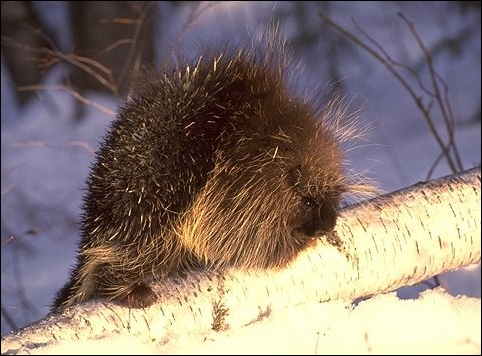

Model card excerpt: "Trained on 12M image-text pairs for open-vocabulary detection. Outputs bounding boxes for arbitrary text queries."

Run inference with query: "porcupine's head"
[174,30,367,270]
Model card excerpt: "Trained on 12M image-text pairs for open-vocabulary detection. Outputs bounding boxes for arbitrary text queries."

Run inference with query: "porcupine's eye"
[301,195,318,209]
[297,195,321,237]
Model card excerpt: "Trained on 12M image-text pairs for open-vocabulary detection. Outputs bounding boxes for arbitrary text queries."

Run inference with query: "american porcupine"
[52,29,368,311]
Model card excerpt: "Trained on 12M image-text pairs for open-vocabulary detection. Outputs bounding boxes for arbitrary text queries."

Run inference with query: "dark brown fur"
[52,29,366,310]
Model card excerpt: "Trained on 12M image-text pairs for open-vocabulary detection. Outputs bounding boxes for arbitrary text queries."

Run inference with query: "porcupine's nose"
[300,205,338,237]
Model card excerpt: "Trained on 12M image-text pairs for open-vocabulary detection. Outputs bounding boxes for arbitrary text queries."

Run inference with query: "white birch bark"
[2,166,480,353]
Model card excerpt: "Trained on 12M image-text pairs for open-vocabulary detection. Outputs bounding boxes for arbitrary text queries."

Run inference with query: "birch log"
[2,166,480,353]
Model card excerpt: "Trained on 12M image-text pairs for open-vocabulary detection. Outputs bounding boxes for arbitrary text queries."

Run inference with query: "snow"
[1,1,480,354]
[6,289,481,355]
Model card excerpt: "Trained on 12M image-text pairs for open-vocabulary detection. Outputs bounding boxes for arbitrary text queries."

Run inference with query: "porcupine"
[52,28,369,311]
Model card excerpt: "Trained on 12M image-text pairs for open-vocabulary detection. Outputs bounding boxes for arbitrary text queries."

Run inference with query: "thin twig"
[168,1,221,57]
[18,84,116,117]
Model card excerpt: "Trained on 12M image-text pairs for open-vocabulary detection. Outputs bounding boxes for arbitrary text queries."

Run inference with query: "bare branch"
[319,12,464,176]
[397,13,463,172]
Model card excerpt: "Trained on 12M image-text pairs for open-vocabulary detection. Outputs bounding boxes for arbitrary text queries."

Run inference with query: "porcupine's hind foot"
[114,282,159,309]
[54,255,160,310]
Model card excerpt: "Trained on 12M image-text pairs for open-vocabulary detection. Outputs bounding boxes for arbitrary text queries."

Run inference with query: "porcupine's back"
[82,41,294,248]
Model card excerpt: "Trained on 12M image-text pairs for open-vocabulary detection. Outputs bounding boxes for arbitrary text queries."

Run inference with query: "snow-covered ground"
[1,2,480,353]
